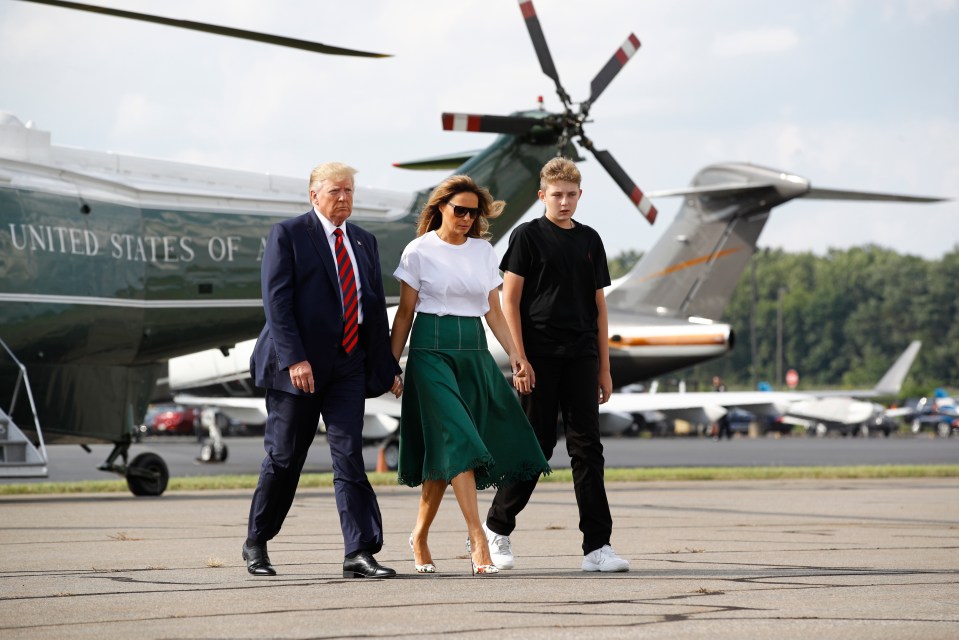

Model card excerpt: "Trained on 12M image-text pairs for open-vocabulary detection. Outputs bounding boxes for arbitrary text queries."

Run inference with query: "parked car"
[725,408,754,434]
[724,409,792,436]
[910,405,959,438]
[860,412,898,437]
[134,405,163,440]
[150,404,200,436]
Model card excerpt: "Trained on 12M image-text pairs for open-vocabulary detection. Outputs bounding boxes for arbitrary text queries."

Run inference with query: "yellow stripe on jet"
[640,247,743,281]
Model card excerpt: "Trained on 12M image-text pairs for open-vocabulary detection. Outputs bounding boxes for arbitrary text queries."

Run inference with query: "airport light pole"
[750,256,758,386]
[776,286,785,388]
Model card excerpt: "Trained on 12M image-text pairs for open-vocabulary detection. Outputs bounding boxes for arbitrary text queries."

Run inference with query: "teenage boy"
[483,157,629,572]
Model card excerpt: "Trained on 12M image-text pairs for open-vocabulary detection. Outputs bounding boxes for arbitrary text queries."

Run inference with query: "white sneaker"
[581,544,630,572]
[483,521,515,570]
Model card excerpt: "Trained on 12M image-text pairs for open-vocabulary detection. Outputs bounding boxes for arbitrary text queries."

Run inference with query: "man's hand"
[289,360,314,393]
[597,370,613,405]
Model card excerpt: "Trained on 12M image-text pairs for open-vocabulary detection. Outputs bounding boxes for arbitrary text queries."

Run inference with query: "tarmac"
[1,478,957,639]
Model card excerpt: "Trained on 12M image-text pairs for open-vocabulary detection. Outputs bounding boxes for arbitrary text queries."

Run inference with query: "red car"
[151,404,200,436]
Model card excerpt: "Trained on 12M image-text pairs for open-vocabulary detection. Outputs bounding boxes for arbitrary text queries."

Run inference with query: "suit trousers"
[247,343,384,556]
[486,355,613,554]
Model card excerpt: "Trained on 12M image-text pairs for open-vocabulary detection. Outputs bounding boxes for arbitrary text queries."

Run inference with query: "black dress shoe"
[242,541,276,576]
[342,551,396,578]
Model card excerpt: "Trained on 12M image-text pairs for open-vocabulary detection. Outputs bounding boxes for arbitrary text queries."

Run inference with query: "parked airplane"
[0,1,945,493]
[603,340,922,437]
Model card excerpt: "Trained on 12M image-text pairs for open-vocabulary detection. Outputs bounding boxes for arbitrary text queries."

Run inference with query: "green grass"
[2,465,957,495]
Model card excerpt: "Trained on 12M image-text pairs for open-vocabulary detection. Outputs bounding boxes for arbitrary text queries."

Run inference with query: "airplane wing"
[603,390,800,423]
[602,340,922,429]
[364,393,402,417]
[603,389,877,429]
[174,392,403,442]
[172,394,267,426]
[883,406,915,419]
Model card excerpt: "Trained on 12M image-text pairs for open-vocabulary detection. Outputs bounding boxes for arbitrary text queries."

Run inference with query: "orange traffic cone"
[375,446,388,473]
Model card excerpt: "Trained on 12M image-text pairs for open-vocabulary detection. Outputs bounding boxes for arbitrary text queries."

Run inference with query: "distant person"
[244,162,402,578]
[712,376,731,439]
[389,175,550,576]
[713,414,732,440]
[482,157,629,572]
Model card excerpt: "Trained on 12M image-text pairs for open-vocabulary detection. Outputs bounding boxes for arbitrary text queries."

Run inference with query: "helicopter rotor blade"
[588,147,657,224]
[16,0,392,58]
[586,34,642,109]
[441,113,543,136]
[517,0,572,107]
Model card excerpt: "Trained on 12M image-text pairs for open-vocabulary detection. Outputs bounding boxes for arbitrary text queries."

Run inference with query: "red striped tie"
[332,228,359,354]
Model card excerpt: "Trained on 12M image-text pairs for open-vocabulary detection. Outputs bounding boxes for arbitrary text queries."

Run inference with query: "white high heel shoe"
[466,537,499,575]
[409,534,436,574]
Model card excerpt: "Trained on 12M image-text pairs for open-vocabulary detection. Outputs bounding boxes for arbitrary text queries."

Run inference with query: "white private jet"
[603,340,922,437]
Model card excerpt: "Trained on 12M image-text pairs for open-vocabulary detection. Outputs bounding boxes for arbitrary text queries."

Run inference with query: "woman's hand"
[511,355,535,395]
[390,374,404,398]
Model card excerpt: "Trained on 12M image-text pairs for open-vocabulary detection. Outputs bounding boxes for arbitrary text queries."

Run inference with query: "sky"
[1,0,957,260]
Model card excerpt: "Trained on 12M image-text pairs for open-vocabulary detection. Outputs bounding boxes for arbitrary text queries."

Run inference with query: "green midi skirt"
[397,313,551,490]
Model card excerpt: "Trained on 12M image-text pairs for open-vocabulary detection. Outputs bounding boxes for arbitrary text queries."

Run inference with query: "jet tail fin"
[606,164,788,320]
[608,163,946,322]
[872,340,922,396]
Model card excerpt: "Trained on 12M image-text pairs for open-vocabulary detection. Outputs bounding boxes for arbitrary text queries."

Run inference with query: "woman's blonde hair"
[415,175,505,240]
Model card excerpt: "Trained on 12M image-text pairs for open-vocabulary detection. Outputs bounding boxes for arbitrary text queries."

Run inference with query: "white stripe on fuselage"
[0,293,262,309]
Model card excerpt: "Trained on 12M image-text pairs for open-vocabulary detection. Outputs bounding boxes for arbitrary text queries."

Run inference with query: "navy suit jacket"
[250,210,400,398]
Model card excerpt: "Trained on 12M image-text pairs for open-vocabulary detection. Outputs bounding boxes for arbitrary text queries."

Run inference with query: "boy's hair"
[539,157,581,190]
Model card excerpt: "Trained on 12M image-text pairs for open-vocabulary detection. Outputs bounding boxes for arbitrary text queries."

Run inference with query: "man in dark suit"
[243,162,403,578]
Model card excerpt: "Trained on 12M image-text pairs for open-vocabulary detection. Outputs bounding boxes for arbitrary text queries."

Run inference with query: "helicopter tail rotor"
[441,113,544,136]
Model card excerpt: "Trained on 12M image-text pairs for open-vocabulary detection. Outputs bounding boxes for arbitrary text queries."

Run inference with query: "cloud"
[110,94,164,141]
[894,0,957,22]
[711,28,801,58]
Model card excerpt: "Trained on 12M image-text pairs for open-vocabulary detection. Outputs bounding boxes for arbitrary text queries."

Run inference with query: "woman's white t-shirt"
[393,231,503,317]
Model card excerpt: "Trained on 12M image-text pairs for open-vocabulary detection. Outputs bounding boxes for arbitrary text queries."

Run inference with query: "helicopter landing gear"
[97,441,170,496]
[126,452,170,496]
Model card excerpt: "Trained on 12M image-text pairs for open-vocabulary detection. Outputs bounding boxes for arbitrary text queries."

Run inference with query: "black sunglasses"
[446,202,482,219]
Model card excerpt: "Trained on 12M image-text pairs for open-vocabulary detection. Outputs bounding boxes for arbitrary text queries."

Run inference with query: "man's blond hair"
[309,162,357,196]
[539,157,581,190]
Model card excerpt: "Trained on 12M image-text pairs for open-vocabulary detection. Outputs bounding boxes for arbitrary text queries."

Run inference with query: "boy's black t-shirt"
[499,216,611,358]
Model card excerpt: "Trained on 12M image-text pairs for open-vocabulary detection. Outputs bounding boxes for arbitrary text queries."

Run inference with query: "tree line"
[608,245,959,397]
